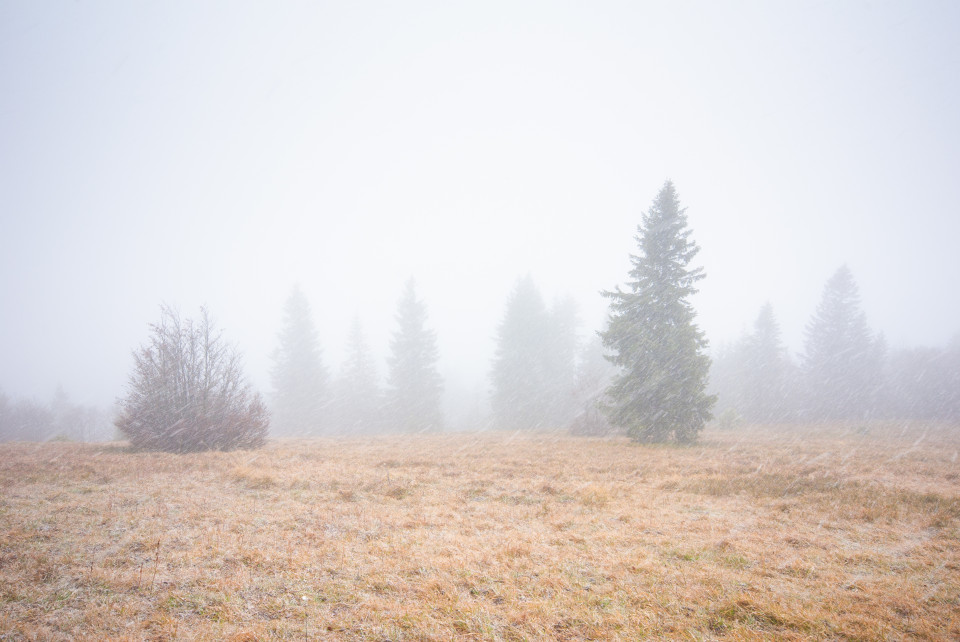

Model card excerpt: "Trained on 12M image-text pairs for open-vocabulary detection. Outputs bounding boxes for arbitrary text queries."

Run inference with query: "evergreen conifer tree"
[386,279,444,432]
[270,285,328,435]
[334,316,381,434]
[801,266,882,420]
[569,336,617,435]
[741,303,791,423]
[490,276,551,429]
[490,278,581,430]
[600,181,714,442]
[544,296,580,427]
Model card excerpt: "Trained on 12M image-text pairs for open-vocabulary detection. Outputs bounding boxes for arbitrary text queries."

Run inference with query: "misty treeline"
[5,182,958,448]
[97,181,707,449]
[267,270,624,438]
[273,180,711,443]
[271,278,444,436]
[710,265,960,425]
[0,385,113,443]
[271,275,609,437]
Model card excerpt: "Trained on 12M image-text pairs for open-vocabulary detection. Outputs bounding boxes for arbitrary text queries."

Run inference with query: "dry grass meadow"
[1,424,959,640]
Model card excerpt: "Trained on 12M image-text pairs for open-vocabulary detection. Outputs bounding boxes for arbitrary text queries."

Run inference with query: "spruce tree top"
[803,265,870,359]
[625,180,704,308]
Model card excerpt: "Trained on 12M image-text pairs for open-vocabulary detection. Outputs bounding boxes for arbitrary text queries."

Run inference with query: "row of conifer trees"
[9,180,955,450]
[270,278,443,436]
[711,267,960,426]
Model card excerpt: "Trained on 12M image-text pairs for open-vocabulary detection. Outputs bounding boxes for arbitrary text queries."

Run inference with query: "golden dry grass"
[1,424,959,640]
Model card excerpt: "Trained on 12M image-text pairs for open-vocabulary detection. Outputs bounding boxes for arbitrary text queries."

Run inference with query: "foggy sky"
[2,1,959,408]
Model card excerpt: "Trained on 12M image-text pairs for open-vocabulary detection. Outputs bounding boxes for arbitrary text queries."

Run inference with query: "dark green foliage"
[116,305,268,452]
[600,181,714,442]
[270,285,328,436]
[386,279,444,432]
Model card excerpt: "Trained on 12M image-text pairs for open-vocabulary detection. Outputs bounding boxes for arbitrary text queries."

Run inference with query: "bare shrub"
[116,305,268,452]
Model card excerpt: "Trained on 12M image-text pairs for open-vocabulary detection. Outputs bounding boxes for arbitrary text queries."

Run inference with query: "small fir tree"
[334,316,381,434]
[490,276,551,430]
[544,296,580,427]
[386,279,444,432]
[270,285,328,436]
[741,303,791,423]
[600,181,714,442]
[490,278,581,430]
[801,265,882,420]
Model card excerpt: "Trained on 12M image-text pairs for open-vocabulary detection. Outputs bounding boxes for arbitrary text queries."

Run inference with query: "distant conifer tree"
[490,276,552,430]
[270,285,328,435]
[569,336,618,436]
[334,315,381,434]
[600,181,714,442]
[490,276,580,430]
[544,296,581,427]
[801,266,883,420]
[741,303,791,423]
[386,279,444,432]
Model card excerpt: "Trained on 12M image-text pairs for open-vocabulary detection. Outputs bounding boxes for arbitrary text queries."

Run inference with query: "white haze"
[1,1,959,411]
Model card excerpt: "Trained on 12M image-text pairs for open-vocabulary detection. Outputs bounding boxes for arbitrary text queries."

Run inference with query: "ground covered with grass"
[1,424,958,640]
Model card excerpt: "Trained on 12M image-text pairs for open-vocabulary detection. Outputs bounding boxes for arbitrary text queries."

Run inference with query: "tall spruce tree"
[270,285,328,435]
[600,180,714,442]
[801,265,882,420]
[386,278,444,432]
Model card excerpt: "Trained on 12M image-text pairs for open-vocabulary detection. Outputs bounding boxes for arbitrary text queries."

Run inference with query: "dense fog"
[2,1,959,439]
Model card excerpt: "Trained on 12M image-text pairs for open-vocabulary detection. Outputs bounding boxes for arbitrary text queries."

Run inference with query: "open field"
[1,425,959,641]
